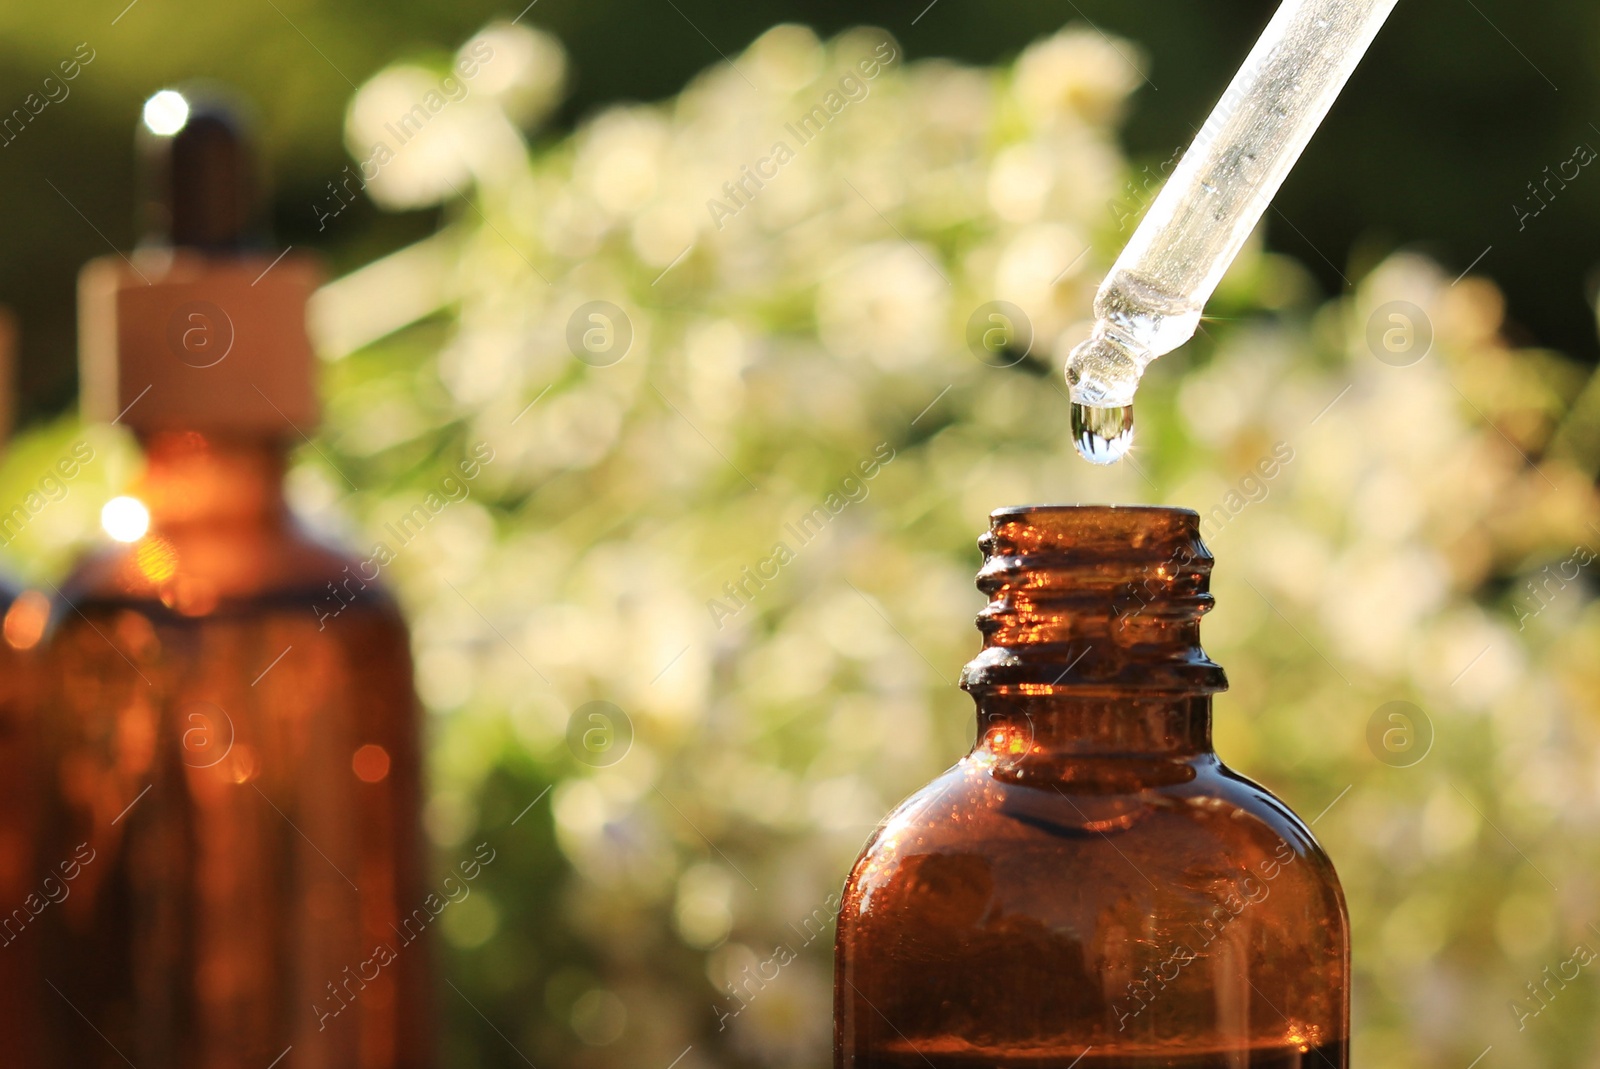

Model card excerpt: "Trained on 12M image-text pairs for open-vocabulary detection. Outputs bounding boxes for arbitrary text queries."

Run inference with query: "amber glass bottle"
[41,92,430,1066]
[835,506,1348,1069]
[0,585,43,1069]
[0,309,49,1068]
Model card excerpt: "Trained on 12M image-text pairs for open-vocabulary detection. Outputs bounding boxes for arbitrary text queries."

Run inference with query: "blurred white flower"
[1012,27,1144,128]
[817,243,949,369]
[461,21,567,124]
[344,66,477,209]
[986,143,1054,223]
[674,862,736,948]
[742,24,826,94]
[574,108,670,216]
[992,222,1089,325]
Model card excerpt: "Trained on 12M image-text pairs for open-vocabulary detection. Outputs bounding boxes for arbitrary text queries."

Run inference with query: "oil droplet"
[1071,402,1135,465]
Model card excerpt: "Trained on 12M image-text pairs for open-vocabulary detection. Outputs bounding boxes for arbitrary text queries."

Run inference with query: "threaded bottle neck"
[959,505,1227,697]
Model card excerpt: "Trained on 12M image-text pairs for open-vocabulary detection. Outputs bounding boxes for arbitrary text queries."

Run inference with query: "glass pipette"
[1067,0,1401,463]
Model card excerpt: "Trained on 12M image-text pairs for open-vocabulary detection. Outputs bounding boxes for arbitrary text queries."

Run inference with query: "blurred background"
[4,1,1600,1066]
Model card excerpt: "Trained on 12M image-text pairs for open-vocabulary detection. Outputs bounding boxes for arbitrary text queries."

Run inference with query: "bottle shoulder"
[56,518,403,622]
[845,754,1341,913]
[837,757,1351,1058]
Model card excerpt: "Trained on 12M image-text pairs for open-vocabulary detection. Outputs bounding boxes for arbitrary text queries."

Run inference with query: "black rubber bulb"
[139,88,257,252]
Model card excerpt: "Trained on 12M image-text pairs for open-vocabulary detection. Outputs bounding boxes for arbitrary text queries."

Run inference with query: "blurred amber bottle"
[0,309,50,1067]
[40,92,431,1066]
[835,506,1348,1069]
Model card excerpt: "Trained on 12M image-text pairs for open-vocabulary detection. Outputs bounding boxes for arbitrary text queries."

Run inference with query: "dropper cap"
[138,88,258,252]
[79,86,321,436]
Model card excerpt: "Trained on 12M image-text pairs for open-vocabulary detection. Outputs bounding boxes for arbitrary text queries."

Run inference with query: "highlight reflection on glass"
[99,495,149,543]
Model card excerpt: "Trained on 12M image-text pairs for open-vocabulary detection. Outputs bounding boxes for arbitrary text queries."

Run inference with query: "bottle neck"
[975,692,1213,759]
[960,506,1228,760]
[136,431,290,530]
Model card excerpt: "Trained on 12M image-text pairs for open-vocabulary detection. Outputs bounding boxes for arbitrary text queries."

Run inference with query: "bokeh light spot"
[102,496,150,542]
[353,743,391,783]
[142,89,190,136]
[2,591,49,651]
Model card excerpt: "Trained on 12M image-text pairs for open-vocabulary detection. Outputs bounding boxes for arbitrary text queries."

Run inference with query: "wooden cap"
[79,250,322,435]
